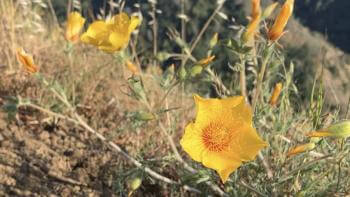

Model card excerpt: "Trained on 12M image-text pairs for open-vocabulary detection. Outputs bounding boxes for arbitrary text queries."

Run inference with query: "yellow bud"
[262,2,279,19]
[136,112,155,121]
[179,66,187,80]
[125,60,139,75]
[156,52,171,62]
[307,120,350,138]
[127,177,142,197]
[209,33,218,48]
[190,65,203,77]
[310,137,321,143]
[269,82,283,106]
[287,143,315,157]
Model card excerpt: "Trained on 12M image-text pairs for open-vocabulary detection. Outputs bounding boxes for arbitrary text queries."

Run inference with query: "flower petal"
[66,12,85,42]
[230,123,268,161]
[81,21,109,45]
[109,32,129,51]
[202,150,241,183]
[128,16,141,34]
[193,95,244,129]
[180,123,206,162]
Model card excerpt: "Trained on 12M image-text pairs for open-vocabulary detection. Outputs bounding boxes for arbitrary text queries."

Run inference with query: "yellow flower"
[268,0,294,41]
[16,47,39,74]
[180,95,267,183]
[65,12,86,43]
[81,12,140,53]
[198,55,215,66]
[243,0,261,43]
[287,143,315,157]
[269,82,283,106]
[307,120,350,138]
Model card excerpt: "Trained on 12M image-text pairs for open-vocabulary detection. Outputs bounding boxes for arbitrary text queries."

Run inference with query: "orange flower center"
[202,122,234,152]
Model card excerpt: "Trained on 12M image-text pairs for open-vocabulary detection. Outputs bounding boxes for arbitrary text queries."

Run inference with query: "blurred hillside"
[52,0,349,112]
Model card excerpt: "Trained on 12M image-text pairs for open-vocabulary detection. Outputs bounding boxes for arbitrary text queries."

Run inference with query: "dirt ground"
[0,88,179,197]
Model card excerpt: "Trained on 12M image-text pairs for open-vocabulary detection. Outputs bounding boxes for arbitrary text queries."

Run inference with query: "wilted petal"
[16,48,39,74]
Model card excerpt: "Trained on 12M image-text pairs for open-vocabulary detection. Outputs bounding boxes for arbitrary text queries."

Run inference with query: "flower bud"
[209,33,218,48]
[269,82,283,106]
[262,2,279,19]
[307,120,350,138]
[287,143,315,157]
[268,0,294,41]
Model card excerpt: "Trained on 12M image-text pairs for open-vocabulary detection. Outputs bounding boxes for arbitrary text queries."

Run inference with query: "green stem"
[252,43,274,112]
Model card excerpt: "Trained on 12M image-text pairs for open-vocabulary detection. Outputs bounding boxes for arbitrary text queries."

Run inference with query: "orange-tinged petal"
[202,150,241,183]
[268,0,294,41]
[287,143,315,157]
[16,47,39,74]
[180,123,206,162]
[65,12,85,43]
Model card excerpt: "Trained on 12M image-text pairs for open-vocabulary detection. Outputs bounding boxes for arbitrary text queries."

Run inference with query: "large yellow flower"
[81,12,140,53]
[65,12,85,43]
[180,95,267,183]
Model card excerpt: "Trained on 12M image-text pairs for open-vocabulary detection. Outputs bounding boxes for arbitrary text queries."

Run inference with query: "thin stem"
[239,180,268,197]
[151,2,158,66]
[239,54,248,100]
[336,139,345,191]
[181,2,224,67]
[252,44,274,112]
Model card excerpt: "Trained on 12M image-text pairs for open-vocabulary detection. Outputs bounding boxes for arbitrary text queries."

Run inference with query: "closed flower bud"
[307,120,350,138]
[198,55,215,66]
[262,2,279,19]
[268,0,294,41]
[209,33,218,48]
[125,60,139,75]
[269,82,283,106]
[190,65,203,77]
[287,143,315,157]
[242,0,261,43]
